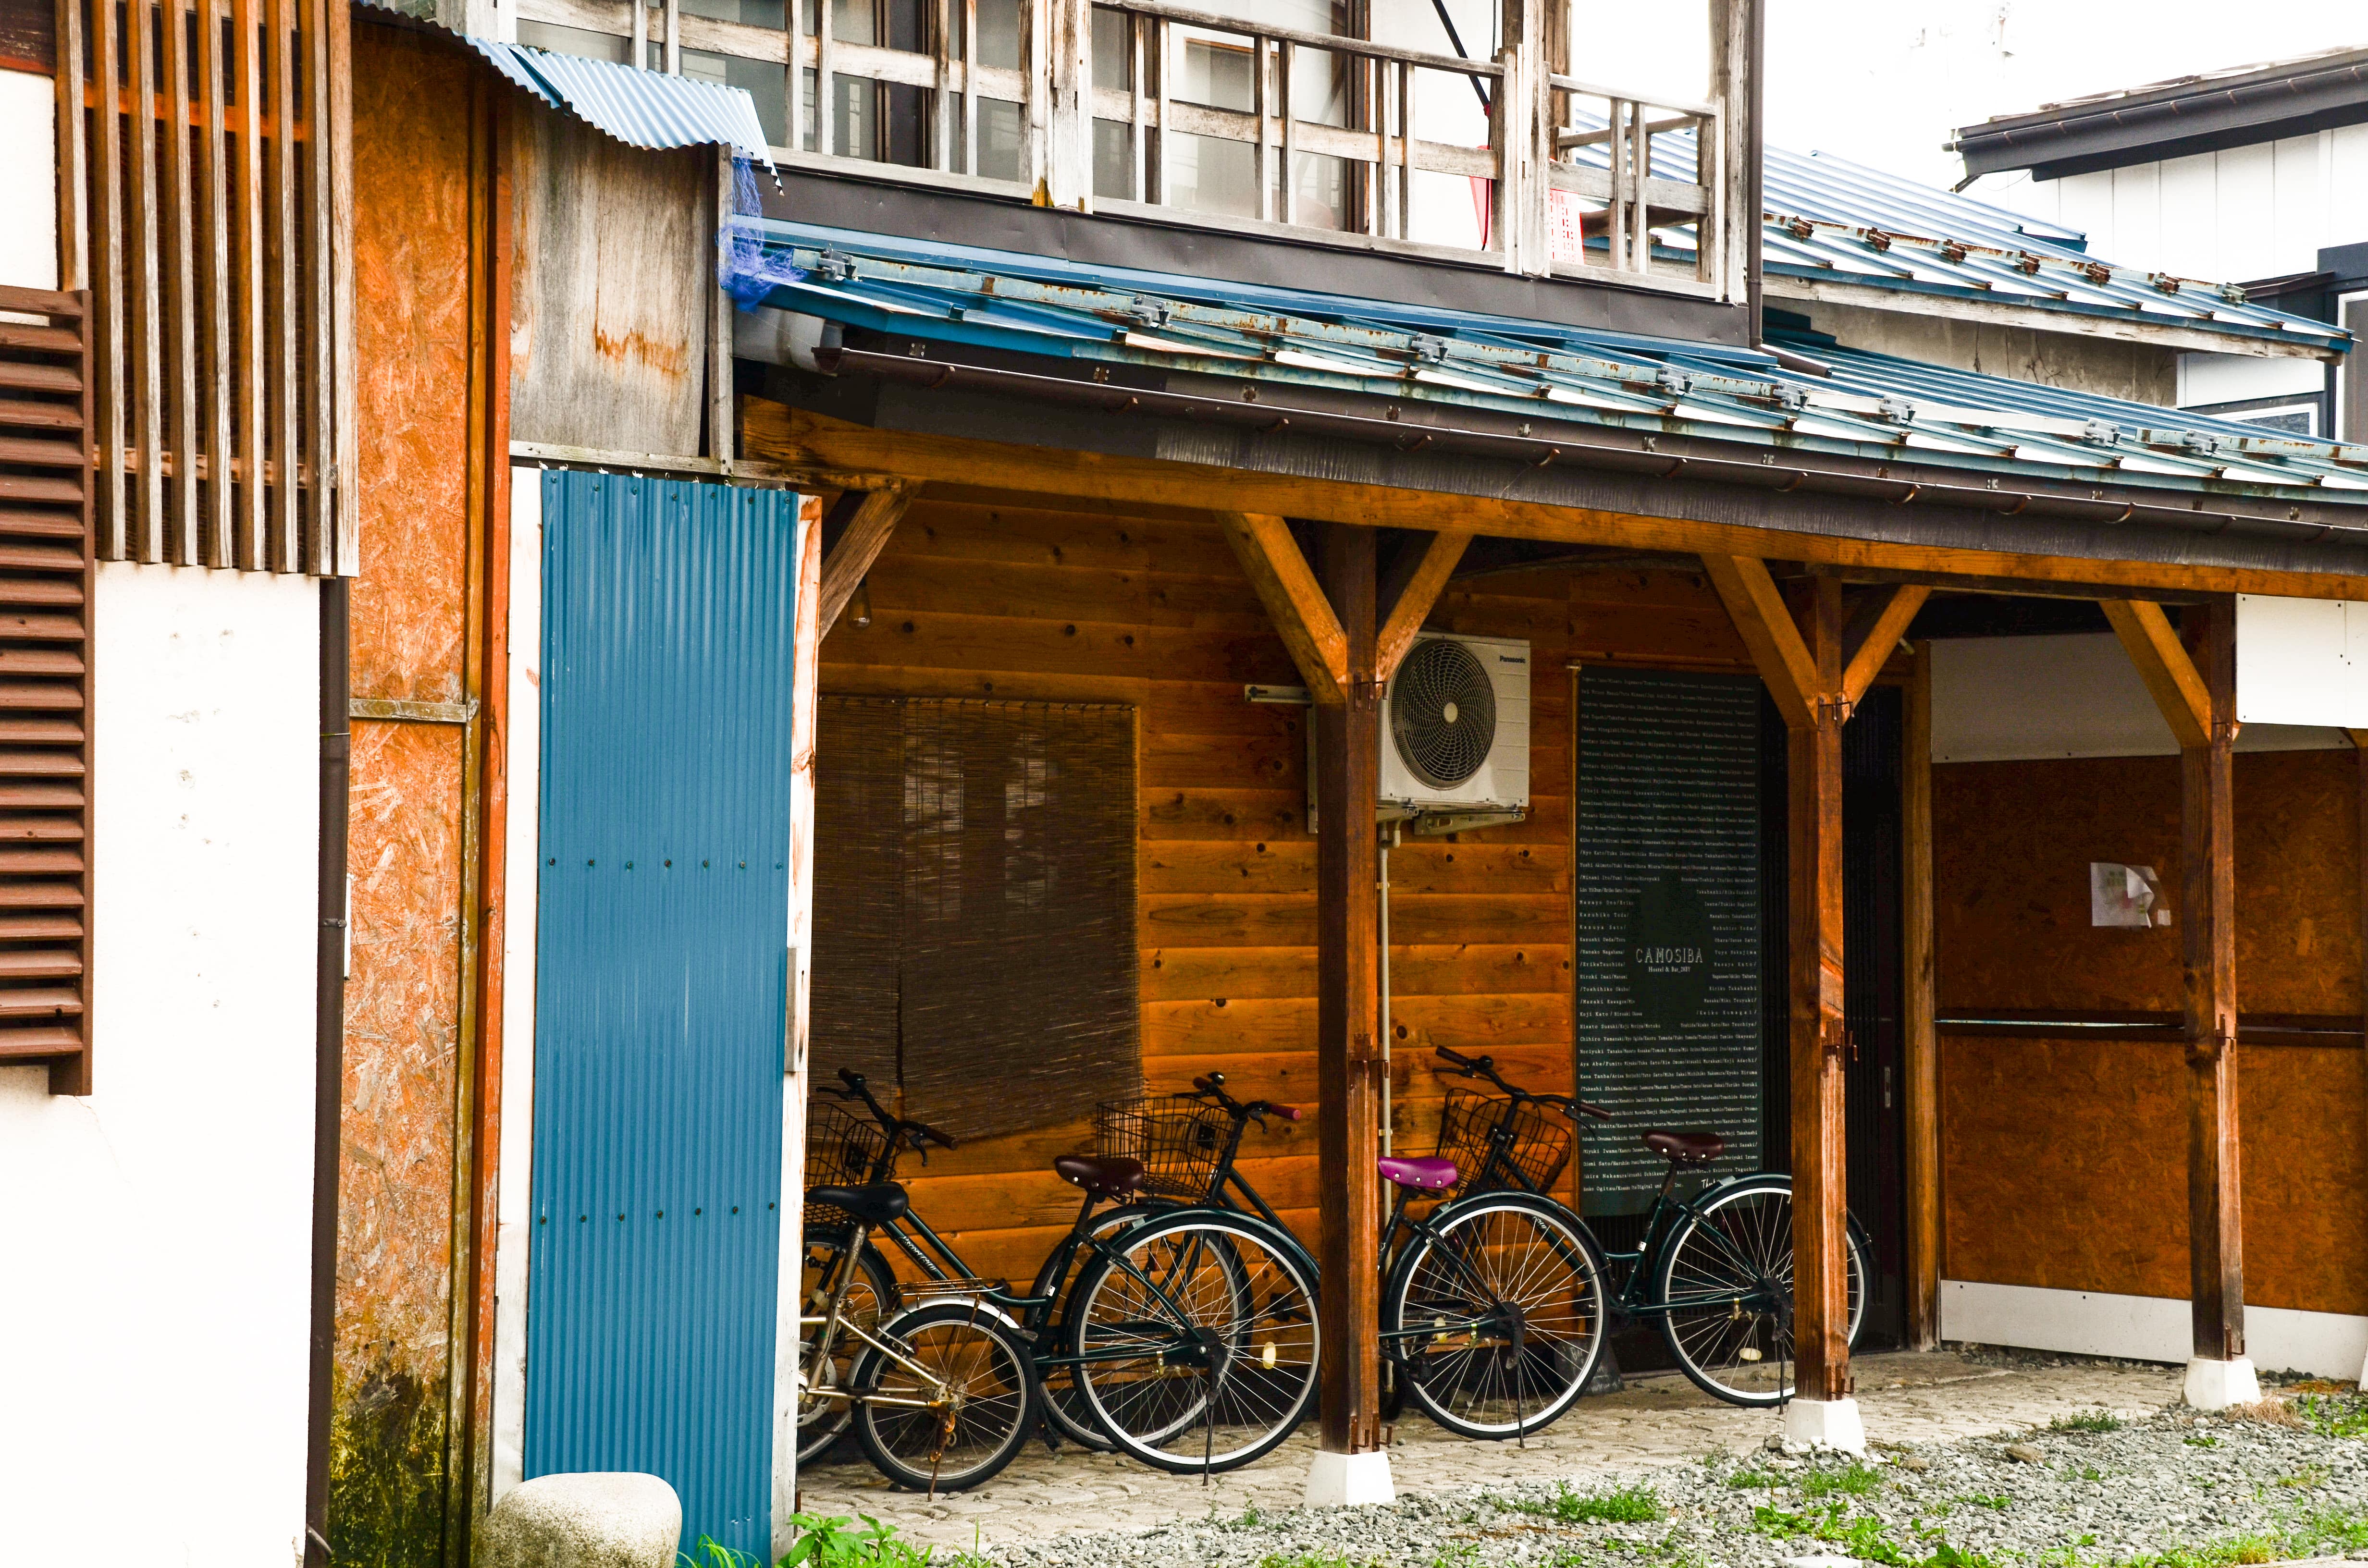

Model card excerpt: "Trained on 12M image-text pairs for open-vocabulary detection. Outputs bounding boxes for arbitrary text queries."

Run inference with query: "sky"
[1581,0,2366,194]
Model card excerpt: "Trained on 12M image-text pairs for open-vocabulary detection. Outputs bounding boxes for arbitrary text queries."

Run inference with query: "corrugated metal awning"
[723,218,2368,503]
[469,40,773,163]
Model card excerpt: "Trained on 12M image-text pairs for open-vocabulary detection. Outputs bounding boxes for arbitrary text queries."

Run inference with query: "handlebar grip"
[908,1120,959,1150]
[1192,1073,1226,1093]
[1574,1100,1614,1122]
[839,1067,867,1089]
[1432,1046,1476,1068]
[1272,1104,1301,1121]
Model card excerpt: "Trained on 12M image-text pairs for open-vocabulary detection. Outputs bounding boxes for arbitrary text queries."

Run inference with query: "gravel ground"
[990,1388,2368,1568]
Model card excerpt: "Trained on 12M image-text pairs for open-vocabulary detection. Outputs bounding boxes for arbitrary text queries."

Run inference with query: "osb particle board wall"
[1934,749,2368,1315]
[340,23,477,1563]
[815,499,1759,1284]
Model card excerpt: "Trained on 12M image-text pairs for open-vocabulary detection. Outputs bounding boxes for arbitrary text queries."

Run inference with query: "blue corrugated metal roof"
[726,217,2368,502]
[470,40,773,162]
[1557,113,2343,355]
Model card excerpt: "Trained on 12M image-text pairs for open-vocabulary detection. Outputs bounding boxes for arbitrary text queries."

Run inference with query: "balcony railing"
[512,0,1748,300]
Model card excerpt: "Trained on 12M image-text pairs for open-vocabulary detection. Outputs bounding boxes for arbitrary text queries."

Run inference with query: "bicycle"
[1074,1074,1613,1458]
[796,1173,1040,1491]
[800,1069,1322,1477]
[1429,1044,1870,1407]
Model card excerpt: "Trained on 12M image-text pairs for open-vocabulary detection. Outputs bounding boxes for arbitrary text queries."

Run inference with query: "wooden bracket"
[817,482,913,639]
[2101,599,2211,749]
[1700,554,1818,730]
[1376,529,1472,682]
[1221,511,1350,705]
[1840,584,1930,706]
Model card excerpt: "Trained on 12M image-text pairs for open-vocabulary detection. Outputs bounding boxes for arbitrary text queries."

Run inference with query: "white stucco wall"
[0,564,321,1566]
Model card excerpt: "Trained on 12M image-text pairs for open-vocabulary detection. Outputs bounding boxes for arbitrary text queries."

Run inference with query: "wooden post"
[1901,642,1940,1351]
[1788,577,1852,1406]
[1700,559,1897,1443]
[2103,597,2251,1401]
[2183,600,2243,1366]
[1314,521,1384,1466]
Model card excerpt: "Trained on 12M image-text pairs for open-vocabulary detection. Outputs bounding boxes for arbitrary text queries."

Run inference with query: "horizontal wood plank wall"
[1933,748,2366,1315]
[816,501,1756,1286]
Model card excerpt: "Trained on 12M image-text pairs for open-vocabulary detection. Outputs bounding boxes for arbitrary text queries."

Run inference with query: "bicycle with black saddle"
[1429,1044,1871,1407]
[801,1069,1322,1479]
[1088,1072,1614,1447]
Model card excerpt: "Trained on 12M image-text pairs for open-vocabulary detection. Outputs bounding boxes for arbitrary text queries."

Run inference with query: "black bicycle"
[1084,1074,1613,1448]
[1429,1045,1869,1407]
[799,1070,1321,1477]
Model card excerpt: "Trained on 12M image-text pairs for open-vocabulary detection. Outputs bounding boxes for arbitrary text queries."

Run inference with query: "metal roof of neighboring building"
[470,40,773,160]
[1949,45,2368,181]
[729,218,2368,505]
[1558,115,2347,358]
[357,0,773,161]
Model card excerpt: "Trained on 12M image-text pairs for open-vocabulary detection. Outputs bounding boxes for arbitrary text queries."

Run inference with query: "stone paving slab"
[796,1349,2184,1555]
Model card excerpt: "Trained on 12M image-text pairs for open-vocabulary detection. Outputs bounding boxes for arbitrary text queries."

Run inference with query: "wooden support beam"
[816,484,912,639]
[743,402,2368,604]
[2181,600,2244,1364]
[1221,511,1350,705]
[1313,521,1383,1457]
[1700,554,1817,729]
[1841,584,1930,706]
[1788,576,1853,1405]
[1902,642,1940,1351]
[1376,529,1471,681]
[2102,599,2211,749]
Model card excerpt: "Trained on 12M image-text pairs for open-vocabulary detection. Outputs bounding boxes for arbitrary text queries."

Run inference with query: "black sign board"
[1574,668,1764,1213]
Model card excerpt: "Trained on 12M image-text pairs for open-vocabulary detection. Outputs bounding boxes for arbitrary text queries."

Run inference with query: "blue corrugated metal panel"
[726,220,2368,502]
[528,470,803,1560]
[451,36,774,160]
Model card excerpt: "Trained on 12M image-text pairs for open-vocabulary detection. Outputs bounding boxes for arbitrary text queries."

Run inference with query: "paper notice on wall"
[1550,190,1587,263]
[2091,862,2170,928]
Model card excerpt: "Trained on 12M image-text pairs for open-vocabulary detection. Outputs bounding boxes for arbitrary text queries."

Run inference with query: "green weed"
[1964,1494,2012,1510]
[2046,1409,2123,1434]
[1800,1463,1883,1499]
[1725,1469,1780,1490]
[1523,1481,1665,1524]
[1750,1502,1993,1568]
[680,1541,762,1568]
[2291,1394,2368,1439]
[777,1512,938,1568]
[2183,1434,2221,1449]
[1258,1553,1381,1568]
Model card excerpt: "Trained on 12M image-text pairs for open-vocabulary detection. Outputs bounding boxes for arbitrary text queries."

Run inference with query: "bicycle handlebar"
[835,1066,961,1155]
[1432,1046,1613,1122]
[1191,1072,1298,1125]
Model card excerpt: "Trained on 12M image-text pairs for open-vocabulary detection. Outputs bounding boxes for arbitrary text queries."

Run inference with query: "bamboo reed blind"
[812,696,1141,1142]
[0,285,97,1094]
[52,0,356,575]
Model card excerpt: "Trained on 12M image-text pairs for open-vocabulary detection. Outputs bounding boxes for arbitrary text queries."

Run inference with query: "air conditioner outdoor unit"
[1305,632,1530,835]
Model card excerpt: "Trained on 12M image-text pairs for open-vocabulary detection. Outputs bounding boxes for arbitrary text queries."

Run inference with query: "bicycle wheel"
[1652,1175,1868,1407]
[1026,1201,1170,1453]
[798,1224,899,1464]
[850,1301,1039,1492]
[1382,1191,1608,1440]
[1068,1210,1319,1474]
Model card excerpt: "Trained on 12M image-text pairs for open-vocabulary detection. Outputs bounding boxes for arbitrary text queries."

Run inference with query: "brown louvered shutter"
[0,285,95,1094]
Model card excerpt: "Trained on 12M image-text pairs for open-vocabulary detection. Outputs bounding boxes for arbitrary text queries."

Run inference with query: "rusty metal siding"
[526,469,802,1559]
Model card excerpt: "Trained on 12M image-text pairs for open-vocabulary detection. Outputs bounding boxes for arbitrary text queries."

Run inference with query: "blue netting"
[719,156,805,311]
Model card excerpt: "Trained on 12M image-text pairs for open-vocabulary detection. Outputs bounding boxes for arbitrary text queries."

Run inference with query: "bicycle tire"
[1068,1209,1319,1475]
[1023,1200,1170,1452]
[1381,1190,1608,1440]
[850,1301,1040,1492]
[1651,1174,1868,1408]
[797,1224,900,1464]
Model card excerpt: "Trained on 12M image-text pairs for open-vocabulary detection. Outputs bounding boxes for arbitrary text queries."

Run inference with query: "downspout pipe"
[305,576,351,1568]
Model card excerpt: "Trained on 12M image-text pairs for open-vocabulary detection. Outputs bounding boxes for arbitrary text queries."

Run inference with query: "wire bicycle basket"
[1434,1089,1571,1200]
[804,1098,893,1227]
[1096,1093,1232,1201]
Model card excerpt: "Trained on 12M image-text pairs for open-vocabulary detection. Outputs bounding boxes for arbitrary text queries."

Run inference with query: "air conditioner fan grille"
[1391,639,1496,789]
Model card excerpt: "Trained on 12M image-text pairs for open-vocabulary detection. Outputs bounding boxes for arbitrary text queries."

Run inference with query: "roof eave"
[1763,273,2349,363]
